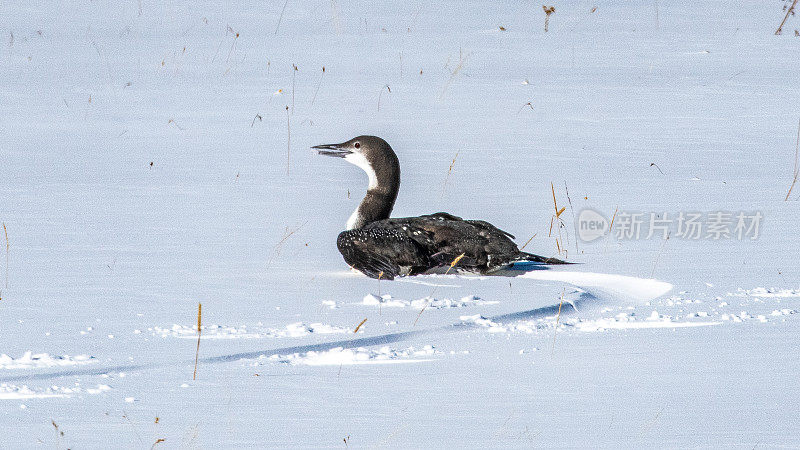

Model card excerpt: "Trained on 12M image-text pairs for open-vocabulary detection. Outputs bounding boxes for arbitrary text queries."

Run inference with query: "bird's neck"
[346,155,400,230]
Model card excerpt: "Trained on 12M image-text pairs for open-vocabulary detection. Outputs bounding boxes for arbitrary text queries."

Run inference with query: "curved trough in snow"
[0,271,671,383]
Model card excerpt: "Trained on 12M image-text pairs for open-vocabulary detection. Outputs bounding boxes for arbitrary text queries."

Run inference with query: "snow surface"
[2,0,800,447]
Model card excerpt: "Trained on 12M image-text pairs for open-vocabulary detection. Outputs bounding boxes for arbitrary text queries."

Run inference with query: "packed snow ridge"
[0,352,95,370]
[258,345,440,366]
[728,288,800,298]
[150,322,350,339]
[0,383,110,400]
[362,293,497,309]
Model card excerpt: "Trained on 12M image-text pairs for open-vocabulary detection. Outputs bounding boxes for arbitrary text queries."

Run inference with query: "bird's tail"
[485,252,574,275]
[516,251,574,265]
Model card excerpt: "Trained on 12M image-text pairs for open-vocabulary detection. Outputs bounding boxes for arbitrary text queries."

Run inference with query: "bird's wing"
[374,214,518,271]
[464,219,516,240]
[336,227,429,279]
[348,214,560,277]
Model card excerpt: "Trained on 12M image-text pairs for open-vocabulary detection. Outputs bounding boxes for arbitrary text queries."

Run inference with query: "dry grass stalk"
[3,222,7,289]
[330,0,342,34]
[271,221,308,262]
[651,232,670,278]
[377,84,391,112]
[543,6,555,32]
[440,49,471,99]
[564,181,579,254]
[225,28,239,64]
[440,151,459,199]
[311,66,325,106]
[275,0,290,35]
[414,253,465,325]
[52,419,62,435]
[193,303,202,380]
[551,289,565,354]
[151,438,166,449]
[776,0,799,35]
[353,318,367,333]
[167,118,184,130]
[520,233,537,250]
[285,105,291,175]
[122,411,145,445]
[785,118,800,201]
[377,271,384,314]
[609,206,619,232]
[649,162,664,174]
[291,64,298,114]
[549,182,567,257]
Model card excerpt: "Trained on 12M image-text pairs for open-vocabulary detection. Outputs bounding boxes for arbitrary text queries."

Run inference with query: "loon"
[313,135,569,279]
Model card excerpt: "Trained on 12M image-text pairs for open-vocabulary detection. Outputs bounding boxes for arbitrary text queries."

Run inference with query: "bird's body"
[314,136,569,279]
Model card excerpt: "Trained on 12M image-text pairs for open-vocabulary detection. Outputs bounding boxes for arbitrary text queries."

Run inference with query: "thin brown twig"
[775,0,799,35]
[353,318,367,333]
[193,303,202,380]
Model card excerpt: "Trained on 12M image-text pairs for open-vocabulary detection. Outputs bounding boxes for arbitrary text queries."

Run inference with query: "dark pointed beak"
[312,143,352,158]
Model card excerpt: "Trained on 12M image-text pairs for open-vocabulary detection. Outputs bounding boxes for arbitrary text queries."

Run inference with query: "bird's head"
[312,135,398,190]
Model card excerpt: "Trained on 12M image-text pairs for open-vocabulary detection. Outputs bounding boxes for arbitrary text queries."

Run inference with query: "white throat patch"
[343,152,376,230]
[344,152,377,190]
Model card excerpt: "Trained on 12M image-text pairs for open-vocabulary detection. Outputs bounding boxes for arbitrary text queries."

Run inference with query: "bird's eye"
[354,142,361,149]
